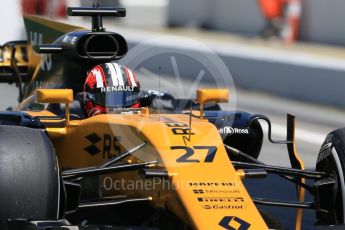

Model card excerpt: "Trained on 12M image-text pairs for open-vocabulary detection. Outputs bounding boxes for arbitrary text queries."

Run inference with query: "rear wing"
[0,15,84,84]
[0,41,29,83]
[23,15,84,77]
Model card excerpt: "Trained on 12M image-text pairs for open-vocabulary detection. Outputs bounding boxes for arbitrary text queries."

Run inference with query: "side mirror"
[196,89,229,119]
[37,89,73,122]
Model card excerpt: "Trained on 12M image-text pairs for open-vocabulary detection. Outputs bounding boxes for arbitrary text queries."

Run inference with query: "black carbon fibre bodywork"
[0,111,44,128]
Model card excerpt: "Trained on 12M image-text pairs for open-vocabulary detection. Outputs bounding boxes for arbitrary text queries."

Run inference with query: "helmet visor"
[88,91,141,107]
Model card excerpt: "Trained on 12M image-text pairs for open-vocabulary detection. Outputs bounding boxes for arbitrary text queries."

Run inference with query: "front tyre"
[316,128,345,224]
[0,126,60,229]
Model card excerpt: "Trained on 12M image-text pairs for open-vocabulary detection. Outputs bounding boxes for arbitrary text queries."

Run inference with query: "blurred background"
[1,0,345,229]
[2,0,345,108]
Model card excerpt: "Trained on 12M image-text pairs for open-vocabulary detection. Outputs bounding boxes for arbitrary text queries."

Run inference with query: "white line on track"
[260,122,325,146]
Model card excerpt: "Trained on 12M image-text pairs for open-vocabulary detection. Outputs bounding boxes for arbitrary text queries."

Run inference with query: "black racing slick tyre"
[0,126,60,229]
[316,128,345,225]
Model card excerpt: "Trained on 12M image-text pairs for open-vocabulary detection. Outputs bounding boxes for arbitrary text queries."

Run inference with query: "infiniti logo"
[219,126,249,135]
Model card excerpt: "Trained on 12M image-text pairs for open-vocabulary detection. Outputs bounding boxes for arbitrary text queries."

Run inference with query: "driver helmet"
[82,63,141,117]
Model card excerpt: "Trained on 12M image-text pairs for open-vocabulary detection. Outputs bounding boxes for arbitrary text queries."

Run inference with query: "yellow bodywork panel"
[25,111,268,229]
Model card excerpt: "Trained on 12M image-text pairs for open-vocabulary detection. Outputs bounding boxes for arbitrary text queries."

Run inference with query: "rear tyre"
[0,126,60,229]
[316,128,345,224]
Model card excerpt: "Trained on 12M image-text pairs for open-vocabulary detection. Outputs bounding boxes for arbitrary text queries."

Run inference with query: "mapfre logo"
[219,126,248,135]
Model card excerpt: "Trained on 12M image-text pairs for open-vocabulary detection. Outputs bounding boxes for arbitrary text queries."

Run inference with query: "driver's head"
[83,63,140,117]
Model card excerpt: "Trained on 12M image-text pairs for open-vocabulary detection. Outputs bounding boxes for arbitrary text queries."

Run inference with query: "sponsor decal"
[188,182,236,187]
[165,122,188,128]
[30,31,42,47]
[202,204,245,210]
[219,126,249,135]
[30,31,52,71]
[40,54,52,71]
[100,85,136,92]
[164,122,194,145]
[166,122,194,136]
[197,197,244,203]
[62,35,78,45]
[206,189,240,194]
[84,133,102,156]
[103,134,122,159]
[193,189,240,194]
[198,197,246,210]
[219,216,251,230]
[84,133,122,158]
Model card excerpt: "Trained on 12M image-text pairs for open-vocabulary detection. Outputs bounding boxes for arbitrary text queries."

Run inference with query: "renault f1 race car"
[1,6,345,230]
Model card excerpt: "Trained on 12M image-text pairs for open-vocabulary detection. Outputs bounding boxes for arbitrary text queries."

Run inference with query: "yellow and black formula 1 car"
[0,6,345,230]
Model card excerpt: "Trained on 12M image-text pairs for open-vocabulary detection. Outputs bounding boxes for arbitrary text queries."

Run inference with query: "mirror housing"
[196,89,229,119]
[37,89,73,123]
[37,89,73,104]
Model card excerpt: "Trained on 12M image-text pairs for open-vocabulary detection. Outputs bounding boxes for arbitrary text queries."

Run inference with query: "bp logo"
[219,126,249,135]
[219,216,251,230]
